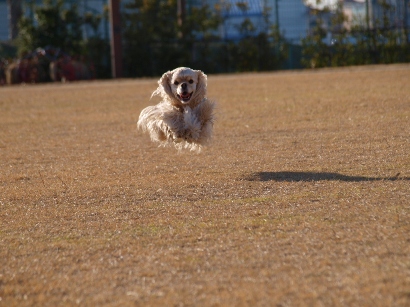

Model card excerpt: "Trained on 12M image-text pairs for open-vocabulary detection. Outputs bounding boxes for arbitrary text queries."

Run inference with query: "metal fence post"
[365,0,370,30]
[405,0,409,43]
[109,0,123,78]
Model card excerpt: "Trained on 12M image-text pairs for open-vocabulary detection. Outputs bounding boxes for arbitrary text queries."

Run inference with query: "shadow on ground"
[245,172,409,182]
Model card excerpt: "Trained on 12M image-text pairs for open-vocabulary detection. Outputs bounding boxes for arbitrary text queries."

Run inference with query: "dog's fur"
[138,67,215,152]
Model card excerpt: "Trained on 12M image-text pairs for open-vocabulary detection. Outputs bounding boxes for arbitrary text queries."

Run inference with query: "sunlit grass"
[0,64,409,306]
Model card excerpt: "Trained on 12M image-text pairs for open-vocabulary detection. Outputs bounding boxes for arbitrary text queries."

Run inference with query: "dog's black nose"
[181,83,187,89]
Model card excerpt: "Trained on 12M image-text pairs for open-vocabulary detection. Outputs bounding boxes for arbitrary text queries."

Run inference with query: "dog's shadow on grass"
[245,171,409,182]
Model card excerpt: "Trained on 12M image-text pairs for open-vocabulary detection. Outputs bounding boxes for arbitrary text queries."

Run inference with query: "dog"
[138,67,215,152]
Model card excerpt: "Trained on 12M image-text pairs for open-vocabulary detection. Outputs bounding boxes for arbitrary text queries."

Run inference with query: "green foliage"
[0,42,17,60]
[13,0,408,77]
[84,36,111,79]
[228,25,288,72]
[301,9,331,68]
[122,0,174,76]
[209,4,288,73]
[328,2,355,67]
[17,0,83,55]
[16,0,110,78]
[123,0,289,76]
[122,0,222,77]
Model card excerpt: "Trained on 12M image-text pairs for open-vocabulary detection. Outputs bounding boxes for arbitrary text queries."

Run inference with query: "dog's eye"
[173,81,179,85]
[189,79,194,84]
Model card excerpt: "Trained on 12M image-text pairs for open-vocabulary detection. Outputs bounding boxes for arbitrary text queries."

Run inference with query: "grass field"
[1,64,409,306]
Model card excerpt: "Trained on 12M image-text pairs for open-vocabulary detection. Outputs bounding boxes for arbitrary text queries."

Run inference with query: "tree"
[17,0,84,55]
[122,0,177,77]
[17,0,106,57]
[122,0,222,77]
[301,8,331,68]
[329,1,354,66]
[224,3,288,72]
[15,0,111,78]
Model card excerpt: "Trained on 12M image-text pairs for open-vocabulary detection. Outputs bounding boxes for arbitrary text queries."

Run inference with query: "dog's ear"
[151,70,173,100]
[193,70,207,100]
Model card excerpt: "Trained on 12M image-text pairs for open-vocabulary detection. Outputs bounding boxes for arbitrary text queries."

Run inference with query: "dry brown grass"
[1,64,409,306]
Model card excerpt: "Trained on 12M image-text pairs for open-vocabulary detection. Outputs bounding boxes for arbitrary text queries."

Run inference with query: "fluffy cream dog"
[138,67,215,152]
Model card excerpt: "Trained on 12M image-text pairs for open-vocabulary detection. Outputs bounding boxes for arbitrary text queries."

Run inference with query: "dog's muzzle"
[177,91,193,103]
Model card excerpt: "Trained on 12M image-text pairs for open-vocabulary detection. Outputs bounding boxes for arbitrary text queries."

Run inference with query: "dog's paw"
[163,125,182,143]
[184,129,200,142]
[172,131,184,143]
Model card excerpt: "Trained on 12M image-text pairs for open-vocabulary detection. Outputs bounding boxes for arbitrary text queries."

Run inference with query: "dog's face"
[169,68,199,104]
[152,67,207,107]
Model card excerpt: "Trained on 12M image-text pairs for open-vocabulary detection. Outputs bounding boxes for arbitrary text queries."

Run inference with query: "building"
[0,0,8,41]
[343,0,367,29]
[276,0,310,43]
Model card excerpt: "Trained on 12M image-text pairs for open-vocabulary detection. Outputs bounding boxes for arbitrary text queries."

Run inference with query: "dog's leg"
[191,99,215,144]
[183,107,201,142]
[162,108,186,143]
[138,105,180,144]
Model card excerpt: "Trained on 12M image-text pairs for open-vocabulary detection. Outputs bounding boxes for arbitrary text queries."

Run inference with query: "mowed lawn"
[0,65,409,306]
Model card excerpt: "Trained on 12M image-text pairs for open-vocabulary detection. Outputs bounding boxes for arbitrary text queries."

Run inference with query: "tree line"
[2,0,409,80]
